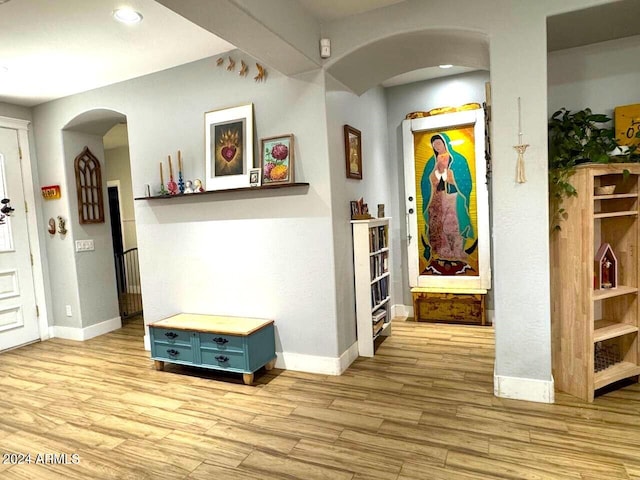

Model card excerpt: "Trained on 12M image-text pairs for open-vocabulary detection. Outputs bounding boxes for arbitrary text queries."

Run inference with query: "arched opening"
[325,27,494,360]
[61,108,142,332]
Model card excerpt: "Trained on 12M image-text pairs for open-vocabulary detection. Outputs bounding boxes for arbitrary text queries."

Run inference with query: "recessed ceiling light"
[113,7,143,24]
[439,64,453,69]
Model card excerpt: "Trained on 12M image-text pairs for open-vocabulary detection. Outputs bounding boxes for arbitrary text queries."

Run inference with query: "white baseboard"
[392,304,412,318]
[49,316,122,341]
[494,373,555,403]
[142,336,359,376]
[274,341,359,375]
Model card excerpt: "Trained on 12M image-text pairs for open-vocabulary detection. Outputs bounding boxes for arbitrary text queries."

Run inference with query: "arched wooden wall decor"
[74,146,105,224]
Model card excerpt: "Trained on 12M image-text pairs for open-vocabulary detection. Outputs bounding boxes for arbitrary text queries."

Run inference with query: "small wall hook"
[48,218,56,235]
[1,198,14,216]
[57,216,67,235]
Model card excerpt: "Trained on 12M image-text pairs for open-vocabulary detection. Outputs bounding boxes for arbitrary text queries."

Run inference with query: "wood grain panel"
[2,316,640,478]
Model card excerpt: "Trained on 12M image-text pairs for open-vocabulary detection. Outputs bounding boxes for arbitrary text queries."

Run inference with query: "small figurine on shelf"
[602,259,613,289]
[158,162,168,195]
[193,179,205,193]
[167,155,179,195]
[350,197,373,220]
[184,180,194,194]
[177,150,185,194]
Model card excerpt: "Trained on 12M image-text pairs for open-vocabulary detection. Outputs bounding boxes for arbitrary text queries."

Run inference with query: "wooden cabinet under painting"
[74,146,105,224]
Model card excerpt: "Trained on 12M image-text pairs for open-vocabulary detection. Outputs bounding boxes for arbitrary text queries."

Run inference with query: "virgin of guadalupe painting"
[402,107,491,290]
[418,129,478,276]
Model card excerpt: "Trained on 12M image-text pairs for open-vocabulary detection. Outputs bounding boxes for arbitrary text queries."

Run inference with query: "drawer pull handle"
[215,355,229,362]
[164,332,179,339]
[166,349,180,357]
[212,337,229,345]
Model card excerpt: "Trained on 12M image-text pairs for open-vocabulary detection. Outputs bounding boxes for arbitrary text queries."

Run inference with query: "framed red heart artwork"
[205,103,254,191]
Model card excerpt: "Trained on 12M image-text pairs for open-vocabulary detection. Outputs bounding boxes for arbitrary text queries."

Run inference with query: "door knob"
[1,198,14,216]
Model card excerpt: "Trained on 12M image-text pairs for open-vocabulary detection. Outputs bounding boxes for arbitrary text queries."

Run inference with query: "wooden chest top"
[150,313,273,336]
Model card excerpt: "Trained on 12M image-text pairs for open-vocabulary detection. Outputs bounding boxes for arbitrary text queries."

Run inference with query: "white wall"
[325,83,393,352]
[384,71,491,308]
[105,146,137,250]
[548,34,640,118]
[62,131,119,328]
[33,52,342,362]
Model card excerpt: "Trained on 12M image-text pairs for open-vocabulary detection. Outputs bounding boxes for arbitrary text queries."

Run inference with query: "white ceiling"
[0,0,234,106]
[297,0,405,22]
[382,66,477,88]
[1,0,638,109]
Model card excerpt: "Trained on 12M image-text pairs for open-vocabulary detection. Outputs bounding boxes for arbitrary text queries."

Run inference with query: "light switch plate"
[75,239,95,252]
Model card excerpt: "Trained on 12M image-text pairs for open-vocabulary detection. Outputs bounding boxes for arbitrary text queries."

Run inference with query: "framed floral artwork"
[205,103,253,191]
[261,134,294,185]
[344,125,362,179]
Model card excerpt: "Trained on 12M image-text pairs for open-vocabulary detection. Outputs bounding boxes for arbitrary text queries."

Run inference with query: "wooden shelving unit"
[352,218,391,357]
[135,182,309,200]
[551,164,640,402]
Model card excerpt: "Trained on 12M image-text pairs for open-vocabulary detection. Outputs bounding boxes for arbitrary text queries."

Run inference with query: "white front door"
[0,127,39,350]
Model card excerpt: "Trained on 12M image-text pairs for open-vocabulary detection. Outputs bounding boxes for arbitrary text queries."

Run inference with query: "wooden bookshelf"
[551,164,640,402]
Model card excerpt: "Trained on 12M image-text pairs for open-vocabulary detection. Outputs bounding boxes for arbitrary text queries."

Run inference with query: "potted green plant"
[548,107,638,230]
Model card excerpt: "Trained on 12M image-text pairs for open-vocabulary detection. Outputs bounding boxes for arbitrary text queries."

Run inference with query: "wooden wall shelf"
[135,182,309,201]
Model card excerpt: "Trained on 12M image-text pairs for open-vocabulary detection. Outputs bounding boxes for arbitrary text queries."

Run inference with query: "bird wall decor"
[214,57,267,84]
[254,63,266,82]
[239,60,248,77]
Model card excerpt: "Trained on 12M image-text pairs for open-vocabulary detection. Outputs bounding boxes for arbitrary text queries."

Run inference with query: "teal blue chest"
[149,323,275,383]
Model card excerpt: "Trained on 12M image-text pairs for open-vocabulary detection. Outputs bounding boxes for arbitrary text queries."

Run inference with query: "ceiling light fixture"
[113,7,143,24]
[439,64,453,69]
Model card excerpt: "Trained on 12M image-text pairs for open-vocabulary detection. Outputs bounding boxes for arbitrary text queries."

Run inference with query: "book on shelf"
[370,254,387,280]
[372,308,387,323]
[373,318,385,335]
[368,225,388,252]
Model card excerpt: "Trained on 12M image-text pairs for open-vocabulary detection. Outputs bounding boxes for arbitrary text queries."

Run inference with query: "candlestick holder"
[167,176,178,195]
[178,171,185,194]
[158,183,169,195]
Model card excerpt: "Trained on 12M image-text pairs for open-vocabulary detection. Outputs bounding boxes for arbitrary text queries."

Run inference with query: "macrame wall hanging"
[514,97,529,183]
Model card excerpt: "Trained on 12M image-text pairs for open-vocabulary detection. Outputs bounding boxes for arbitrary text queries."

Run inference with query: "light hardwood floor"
[1,316,640,479]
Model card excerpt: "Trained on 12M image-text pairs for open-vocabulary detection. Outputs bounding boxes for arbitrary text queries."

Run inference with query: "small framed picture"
[261,134,294,185]
[350,201,359,219]
[344,125,362,180]
[249,168,261,187]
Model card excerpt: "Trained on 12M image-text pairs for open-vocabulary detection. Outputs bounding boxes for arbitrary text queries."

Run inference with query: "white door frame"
[0,115,50,341]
